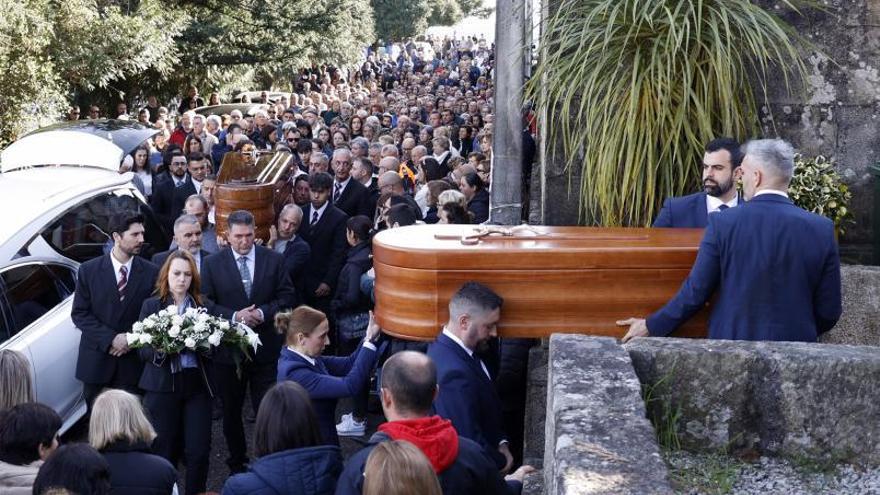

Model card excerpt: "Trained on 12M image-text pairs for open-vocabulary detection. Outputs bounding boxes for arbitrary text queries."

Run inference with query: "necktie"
[117,265,128,301]
[238,256,252,298]
[311,210,319,226]
[333,183,342,203]
[175,180,184,188]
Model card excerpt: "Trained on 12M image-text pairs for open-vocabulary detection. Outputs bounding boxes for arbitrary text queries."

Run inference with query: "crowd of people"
[0,36,542,495]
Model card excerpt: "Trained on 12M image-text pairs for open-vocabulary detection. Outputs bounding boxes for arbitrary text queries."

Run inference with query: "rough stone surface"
[523,341,548,468]
[820,264,880,346]
[545,335,673,494]
[626,338,880,467]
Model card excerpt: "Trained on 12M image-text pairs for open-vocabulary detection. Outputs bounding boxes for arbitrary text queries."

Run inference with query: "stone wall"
[820,264,880,346]
[626,338,880,467]
[543,335,673,494]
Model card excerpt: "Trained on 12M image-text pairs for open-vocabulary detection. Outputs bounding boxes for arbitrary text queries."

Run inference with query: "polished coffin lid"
[372,224,708,340]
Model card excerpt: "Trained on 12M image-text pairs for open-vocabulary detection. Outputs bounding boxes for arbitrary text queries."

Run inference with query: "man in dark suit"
[653,138,744,228]
[300,172,349,313]
[170,152,208,222]
[200,210,295,474]
[335,351,533,495]
[620,139,842,342]
[72,212,159,408]
[151,149,189,235]
[269,204,311,306]
[351,156,378,217]
[151,214,209,272]
[427,282,513,472]
[330,149,372,217]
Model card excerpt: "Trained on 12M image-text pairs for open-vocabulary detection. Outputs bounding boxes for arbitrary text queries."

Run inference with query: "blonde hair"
[88,389,156,451]
[275,305,328,345]
[0,350,34,412]
[363,440,442,495]
[438,189,467,209]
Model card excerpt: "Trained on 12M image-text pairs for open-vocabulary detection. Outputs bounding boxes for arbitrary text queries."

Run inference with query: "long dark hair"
[253,382,321,457]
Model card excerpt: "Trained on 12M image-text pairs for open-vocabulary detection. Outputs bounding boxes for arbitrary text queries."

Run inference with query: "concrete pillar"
[489,0,526,225]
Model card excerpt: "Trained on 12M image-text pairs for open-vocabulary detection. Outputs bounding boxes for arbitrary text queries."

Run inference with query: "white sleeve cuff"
[363,341,377,352]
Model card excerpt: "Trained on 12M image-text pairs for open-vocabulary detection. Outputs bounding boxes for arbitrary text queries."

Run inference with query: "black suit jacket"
[171,176,197,222]
[137,296,216,394]
[200,246,295,364]
[299,203,349,295]
[281,236,311,306]
[332,179,372,218]
[151,249,209,272]
[72,255,159,386]
[150,172,189,234]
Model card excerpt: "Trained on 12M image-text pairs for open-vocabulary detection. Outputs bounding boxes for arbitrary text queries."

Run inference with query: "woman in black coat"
[138,250,214,495]
[331,216,375,437]
[459,171,490,224]
[88,390,177,495]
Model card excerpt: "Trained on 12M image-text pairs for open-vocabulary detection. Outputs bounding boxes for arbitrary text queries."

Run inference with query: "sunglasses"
[287,138,299,143]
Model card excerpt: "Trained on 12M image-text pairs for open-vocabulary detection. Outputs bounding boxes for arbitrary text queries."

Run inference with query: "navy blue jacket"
[335,430,521,495]
[427,333,506,468]
[200,246,295,365]
[222,445,343,495]
[652,191,709,228]
[299,203,349,294]
[280,236,311,306]
[467,189,490,224]
[277,345,377,445]
[647,194,842,341]
[72,255,159,386]
[330,242,372,315]
[101,441,177,495]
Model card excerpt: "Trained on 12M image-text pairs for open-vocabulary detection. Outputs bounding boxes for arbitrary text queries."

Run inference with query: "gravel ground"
[664,450,880,495]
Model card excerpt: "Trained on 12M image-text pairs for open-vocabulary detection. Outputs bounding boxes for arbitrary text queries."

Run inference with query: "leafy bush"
[789,155,853,237]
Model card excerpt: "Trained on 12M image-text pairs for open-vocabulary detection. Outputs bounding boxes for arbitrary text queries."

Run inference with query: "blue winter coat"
[221,445,343,495]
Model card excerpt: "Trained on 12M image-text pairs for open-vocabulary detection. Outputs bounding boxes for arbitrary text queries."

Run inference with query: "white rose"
[197,313,210,323]
[144,318,155,329]
[140,333,153,345]
[184,337,196,349]
[247,332,261,349]
[185,307,199,317]
[126,333,139,346]
[168,325,181,338]
[171,315,184,326]
[219,321,230,331]
[132,322,144,333]
[166,305,178,314]
[208,332,223,346]
[194,322,207,333]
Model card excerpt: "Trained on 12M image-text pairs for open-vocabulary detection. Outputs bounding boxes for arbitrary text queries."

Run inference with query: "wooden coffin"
[215,151,294,241]
[372,224,708,341]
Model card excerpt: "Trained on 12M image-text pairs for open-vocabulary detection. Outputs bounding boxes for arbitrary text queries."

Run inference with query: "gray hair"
[742,139,795,183]
[0,350,33,412]
[173,214,200,232]
[351,137,369,150]
[185,194,209,210]
[311,152,329,165]
[280,203,303,219]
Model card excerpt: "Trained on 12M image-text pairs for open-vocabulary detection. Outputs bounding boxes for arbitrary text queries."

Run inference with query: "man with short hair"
[151,214,208,271]
[427,282,513,471]
[172,152,208,220]
[331,149,371,217]
[72,212,159,407]
[269,204,311,306]
[309,152,330,175]
[335,352,533,494]
[181,194,219,253]
[200,210,295,474]
[378,172,422,220]
[620,139,842,343]
[150,149,189,235]
[299,172,349,311]
[653,138,744,228]
[192,114,219,158]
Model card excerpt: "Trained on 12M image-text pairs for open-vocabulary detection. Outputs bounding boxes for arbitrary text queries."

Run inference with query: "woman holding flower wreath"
[137,250,215,495]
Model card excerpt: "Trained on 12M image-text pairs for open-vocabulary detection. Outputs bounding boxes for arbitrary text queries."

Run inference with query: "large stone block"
[523,341,548,468]
[545,335,672,494]
[821,264,880,346]
[626,338,880,467]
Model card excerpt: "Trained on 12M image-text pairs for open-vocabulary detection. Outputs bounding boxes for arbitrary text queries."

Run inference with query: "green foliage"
[789,155,854,237]
[667,453,743,494]
[641,362,681,451]
[372,0,431,42]
[526,0,810,226]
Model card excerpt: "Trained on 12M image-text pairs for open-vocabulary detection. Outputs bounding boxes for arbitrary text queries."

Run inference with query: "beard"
[704,177,735,197]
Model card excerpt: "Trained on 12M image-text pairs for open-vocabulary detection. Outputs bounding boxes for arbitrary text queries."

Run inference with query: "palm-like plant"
[527,0,810,226]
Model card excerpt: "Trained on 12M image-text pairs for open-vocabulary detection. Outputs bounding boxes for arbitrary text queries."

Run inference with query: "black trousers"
[213,360,276,471]
[143,369,212,495]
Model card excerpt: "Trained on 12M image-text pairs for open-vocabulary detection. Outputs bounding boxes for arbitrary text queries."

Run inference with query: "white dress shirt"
[310,201,329,226]
[706,194,739,214]
[441,327,490,379]
[754,189,789,198]
[110,251,133,285]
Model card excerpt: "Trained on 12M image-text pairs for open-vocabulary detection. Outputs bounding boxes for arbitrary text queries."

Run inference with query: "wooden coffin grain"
[372,224,708,341]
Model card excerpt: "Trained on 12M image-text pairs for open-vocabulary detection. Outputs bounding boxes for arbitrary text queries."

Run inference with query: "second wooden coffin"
[372,224,708,341]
